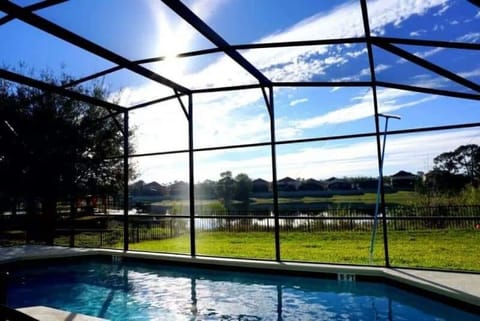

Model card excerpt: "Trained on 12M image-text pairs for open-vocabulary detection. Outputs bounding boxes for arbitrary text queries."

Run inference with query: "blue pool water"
[6,259,480,321]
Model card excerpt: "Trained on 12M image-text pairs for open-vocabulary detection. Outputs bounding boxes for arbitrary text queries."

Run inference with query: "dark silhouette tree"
[0,72,134,244]
[234,173,252,213]
[217,171,234,213]
[434,144,479,186]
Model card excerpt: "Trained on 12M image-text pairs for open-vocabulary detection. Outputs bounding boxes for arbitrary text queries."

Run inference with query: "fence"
[1,205,479,251]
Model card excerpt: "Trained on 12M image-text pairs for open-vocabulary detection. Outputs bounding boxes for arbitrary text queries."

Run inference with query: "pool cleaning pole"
[369,113,400,264]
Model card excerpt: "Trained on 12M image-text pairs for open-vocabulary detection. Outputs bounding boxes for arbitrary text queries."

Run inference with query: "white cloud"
[375,64,390,73]
[409,29,426,37]
[139,128,480,183]
[278,128,480,179]
[433,24,444,32]
[126,0,453,182]
[289,98,308,107]
[434,4,450,16]
[457,32,480,43]
[458,68,480,79]
[290,87,435,130]
[403,47,445,64]
[368,0,447,31]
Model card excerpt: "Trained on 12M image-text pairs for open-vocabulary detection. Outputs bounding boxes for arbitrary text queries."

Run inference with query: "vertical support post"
[379,117,390,264]
[188,94,196,256]
[264,86,281,261]
[69,197,75,247]
[360,0,390,267]
[123,110,129,251]
[0,271,8,306]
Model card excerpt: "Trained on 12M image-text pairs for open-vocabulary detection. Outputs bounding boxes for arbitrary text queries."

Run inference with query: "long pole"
[369,114,400,264]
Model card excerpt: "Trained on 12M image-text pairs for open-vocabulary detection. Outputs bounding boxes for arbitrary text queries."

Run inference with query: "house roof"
[252,178,270,184]
[391,170,417,177]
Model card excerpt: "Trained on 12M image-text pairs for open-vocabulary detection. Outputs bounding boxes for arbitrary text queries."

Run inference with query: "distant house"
[252,178,270,193]
[129,180,166,196]
[144,181,167,196]
[325,177,354,191]
[356,179,378,190]
[169,181,189,198]
[277,177,299,191]
[390,170,418,190]
[298,178,324,191]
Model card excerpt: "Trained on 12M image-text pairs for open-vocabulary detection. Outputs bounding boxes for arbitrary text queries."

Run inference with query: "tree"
[234,173,252,212]
[434,144,479,185]
[0,72,134,244]
[217,171,234,212]
[454,144,479,184]
[195,179,217,200]
[424,169,469,195]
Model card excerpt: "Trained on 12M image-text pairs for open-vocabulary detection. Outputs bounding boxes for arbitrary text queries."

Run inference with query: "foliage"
[0,70,134,243]
[433,144,479,185]
[216,171,234,211]
[458,185,480,205]
[412,144,480,204]
[195,179,217,200]
[233,173,252,214]
[195,200,226,215]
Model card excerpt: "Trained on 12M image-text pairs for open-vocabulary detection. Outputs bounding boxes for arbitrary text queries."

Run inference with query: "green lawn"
[127,229,480,271]
[252,191,417,206]
[147,191,418,209]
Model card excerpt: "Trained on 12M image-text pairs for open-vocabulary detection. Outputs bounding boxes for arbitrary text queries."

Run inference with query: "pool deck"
[17,306,107,321]
[1,245,479,312]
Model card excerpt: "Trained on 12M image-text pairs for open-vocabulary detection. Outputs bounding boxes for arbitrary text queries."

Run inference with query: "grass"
[146,191,418,208]
[127,229,480,271]
[252,191,417,206]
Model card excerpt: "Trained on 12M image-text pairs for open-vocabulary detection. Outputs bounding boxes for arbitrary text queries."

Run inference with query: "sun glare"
[147,1,191,78]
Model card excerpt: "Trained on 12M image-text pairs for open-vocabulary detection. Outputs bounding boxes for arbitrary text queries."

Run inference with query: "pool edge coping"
[1,246,479,310]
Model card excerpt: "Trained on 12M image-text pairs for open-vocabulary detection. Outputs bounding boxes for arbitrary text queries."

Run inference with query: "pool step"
[17,306,107,321]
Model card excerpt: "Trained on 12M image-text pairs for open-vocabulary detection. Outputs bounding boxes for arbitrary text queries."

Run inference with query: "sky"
[1,0,479,184]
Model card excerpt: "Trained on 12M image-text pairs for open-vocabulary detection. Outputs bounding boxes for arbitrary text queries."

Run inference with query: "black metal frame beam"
[129,92,186,111]
[161,0,270,86]
[120,121,480,160]
[60,37,366,90]
[0,68,126,112]
[375,42,480,93]
[360,0,390,267]
[373,36,480,51]
[0,1,191,94]
[377,82,480,100]
[49,35,479,112]
[123,110,130,251]
[59,35,478,90]
[0,0,67,26]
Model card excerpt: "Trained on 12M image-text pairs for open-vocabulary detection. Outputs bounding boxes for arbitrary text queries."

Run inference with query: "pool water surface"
[6,259,480,321]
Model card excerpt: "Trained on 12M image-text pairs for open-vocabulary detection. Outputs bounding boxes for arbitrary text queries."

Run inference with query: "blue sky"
[1,0,479,184]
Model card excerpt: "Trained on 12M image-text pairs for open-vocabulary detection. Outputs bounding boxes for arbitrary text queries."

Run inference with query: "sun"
[146,1,191,78]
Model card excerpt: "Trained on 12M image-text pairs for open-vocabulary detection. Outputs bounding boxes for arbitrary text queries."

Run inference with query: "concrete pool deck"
[17,306,107,321]
[1,245,479,311]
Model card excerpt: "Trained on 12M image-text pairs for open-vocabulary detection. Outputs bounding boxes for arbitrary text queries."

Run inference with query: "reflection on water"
[193,213,375,231]
[7,260,479,321]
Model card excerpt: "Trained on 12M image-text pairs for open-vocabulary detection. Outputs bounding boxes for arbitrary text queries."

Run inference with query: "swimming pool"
[6,258,480,321]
